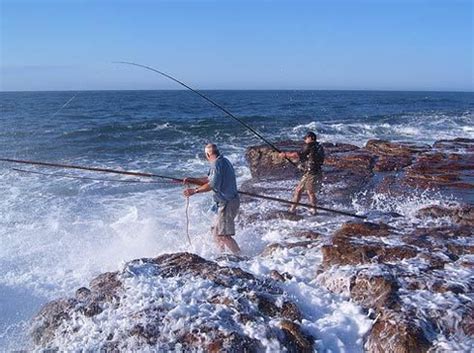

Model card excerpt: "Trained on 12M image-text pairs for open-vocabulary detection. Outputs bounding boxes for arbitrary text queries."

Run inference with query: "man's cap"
[304,131,317,140]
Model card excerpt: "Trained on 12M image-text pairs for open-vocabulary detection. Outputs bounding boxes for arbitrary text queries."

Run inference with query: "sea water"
[0,90,473,350]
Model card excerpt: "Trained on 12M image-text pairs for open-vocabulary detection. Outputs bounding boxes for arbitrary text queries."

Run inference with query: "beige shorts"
[297,173,322,193]
[212,197,240,236]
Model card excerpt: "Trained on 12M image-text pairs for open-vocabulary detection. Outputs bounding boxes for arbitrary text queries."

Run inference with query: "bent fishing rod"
[0,158,366,219]
[114,61,299,169]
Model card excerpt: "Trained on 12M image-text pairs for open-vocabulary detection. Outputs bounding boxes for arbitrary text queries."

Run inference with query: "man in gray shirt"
[183,143,241,254]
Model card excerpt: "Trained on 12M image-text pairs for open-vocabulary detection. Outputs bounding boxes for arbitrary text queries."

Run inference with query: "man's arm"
[183,182,212,197]
[183,177,208,186]
[279,151,300,160]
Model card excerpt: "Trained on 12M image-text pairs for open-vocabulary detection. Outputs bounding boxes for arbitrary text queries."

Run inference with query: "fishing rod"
[114,61,299,169]
[12,168,172,184]
[0,158,365,219]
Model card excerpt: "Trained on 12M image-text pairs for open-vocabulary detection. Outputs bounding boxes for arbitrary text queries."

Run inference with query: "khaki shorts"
[297,173,322,193]
[212,197,240,236]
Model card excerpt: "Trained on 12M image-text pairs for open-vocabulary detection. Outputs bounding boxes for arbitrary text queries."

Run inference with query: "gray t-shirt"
[208,155,238,203]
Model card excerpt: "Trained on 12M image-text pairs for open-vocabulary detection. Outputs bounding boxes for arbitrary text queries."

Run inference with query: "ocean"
[0,90,473,350]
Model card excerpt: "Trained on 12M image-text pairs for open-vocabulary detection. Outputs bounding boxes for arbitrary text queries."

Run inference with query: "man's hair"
[304,131,317,141]
[205,143,220,156]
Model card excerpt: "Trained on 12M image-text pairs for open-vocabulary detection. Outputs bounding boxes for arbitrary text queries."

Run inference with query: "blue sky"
[0,0,472,91]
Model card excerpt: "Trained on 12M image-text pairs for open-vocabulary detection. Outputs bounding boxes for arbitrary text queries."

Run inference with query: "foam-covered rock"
[31,252,313,352]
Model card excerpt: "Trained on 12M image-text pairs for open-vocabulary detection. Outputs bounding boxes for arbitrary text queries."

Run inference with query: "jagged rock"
[269,270,293,282]
[31,253,311,351]
[334,221,392,238]
[417,204,474,227]
[350,270,400,310]
[322,223,417,268]
[279,320,313,353]
[31,298,77,346]
[292,230,321,240]
[365,310,432,353]
[245,141,301,179]
[364,139,430,172]
[324,150,375,173]
[404,152,474,189]
[365,139,431,156]
[261,241,318,257]
[433,138,474,152]
[89,271,122,301]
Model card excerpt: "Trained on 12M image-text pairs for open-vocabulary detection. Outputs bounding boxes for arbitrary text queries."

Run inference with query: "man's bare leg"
[307,190,317,215]
[290,186,303,213]
[220,235,241,254]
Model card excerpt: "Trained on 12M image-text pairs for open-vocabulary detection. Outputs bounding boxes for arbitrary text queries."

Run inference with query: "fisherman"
[183,143,241,254]
[279,131,325,215]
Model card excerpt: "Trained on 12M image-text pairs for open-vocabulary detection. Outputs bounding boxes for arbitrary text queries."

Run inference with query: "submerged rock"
[31,252,312,352]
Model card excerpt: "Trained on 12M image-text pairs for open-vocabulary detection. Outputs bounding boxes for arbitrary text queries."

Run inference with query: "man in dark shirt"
[280,131,325,215]
[183,143,241,254]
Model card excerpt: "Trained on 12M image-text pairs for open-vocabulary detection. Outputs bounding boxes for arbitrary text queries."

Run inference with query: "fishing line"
[51,93,78,118]
[114,61,299,169]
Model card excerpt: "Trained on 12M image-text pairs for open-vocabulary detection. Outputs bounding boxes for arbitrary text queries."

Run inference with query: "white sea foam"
[286,112,474,147]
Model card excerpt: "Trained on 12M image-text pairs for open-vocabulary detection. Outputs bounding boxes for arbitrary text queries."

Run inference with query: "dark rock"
[374,154,413,171]
[404,152,474,189]
[89,271,122,301]
[433,138,474,152]
[350,270,400,310]
[365,310,432,353]
[269,270,293,282]
[324,150,375,174]
[245,141,301,179]
[75,287,91,302]
[417,204,474,227]
[281,302,303,322]
[322,232,417,268]
[334,221,392,238]
[261,241,318,257]
[365,139,431,156]
[364,140,430,172]
[31,298,77,346]
[279,320,313,353]
[292,230,321,240]
[31,253,308,351]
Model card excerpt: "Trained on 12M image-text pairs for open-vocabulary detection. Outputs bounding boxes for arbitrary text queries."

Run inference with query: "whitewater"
[0,90,472,351]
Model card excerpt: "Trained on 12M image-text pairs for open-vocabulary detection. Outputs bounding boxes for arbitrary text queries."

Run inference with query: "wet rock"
[417,204,474,227]
[321,142,359,154]
[404,152,474,190]
[433,138,474,152]
[365,310,432,353]
[75,287,91,302]
[281,301,303,322]
[334,221,392,239]
[279,320,313,353]
[89,271,122,302]
[245,141,301,179]
[31,253,309,351]
[322,228,417,268]
[269,270,293,282]
[373,154,413,172]
[261,241,318,257]
[350,270,400,310]
[365,139,431,156]
[31,298,77,346]
[364,140,429,172]
[324,150,375,174]
[292,230,321,240]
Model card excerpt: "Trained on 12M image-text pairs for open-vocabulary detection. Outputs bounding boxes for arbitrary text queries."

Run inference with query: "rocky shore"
[30,138,473,352]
